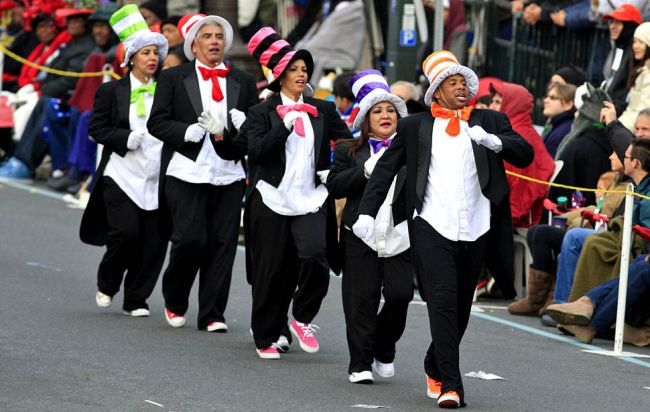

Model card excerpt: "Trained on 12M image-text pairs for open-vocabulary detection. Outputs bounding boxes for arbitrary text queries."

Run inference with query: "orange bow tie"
[430,103,474,136]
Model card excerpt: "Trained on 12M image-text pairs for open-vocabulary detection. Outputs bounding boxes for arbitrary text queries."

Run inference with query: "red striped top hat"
[178,13,233,61]
[248,27,313,92]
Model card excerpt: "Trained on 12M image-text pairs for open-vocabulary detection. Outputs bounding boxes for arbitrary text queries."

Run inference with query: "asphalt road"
[1,180,649,411]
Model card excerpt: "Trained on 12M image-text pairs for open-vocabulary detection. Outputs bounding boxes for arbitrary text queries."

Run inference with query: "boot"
[538,277,556,316]
[507,266,553,316]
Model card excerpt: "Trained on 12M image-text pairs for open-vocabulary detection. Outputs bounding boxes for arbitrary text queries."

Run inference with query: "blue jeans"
[587,254,650,334]
[554,228,596,303]
[45,101,77,171]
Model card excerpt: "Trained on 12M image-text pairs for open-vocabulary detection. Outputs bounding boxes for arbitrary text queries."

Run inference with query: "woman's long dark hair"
[626,42,650,89]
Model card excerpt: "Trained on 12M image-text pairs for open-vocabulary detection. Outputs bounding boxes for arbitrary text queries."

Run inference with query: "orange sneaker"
[437,390,461,408]
[426,375,443,399]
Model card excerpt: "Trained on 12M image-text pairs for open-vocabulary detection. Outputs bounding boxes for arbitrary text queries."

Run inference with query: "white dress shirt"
[256,92,329,216]
[361,135,410,257]
[166,60,246,186]
[103,73,163,210]
[415,117,491,241]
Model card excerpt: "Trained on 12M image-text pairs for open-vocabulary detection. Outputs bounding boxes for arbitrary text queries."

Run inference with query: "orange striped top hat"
[422,50,479,106]
[178,13,233,61]
[247,27,313,92]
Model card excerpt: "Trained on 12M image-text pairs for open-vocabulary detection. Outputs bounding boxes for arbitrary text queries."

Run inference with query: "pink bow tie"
[276,103,318,137]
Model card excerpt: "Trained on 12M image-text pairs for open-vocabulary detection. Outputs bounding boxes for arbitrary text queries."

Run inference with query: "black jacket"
[327,141,407,229]
[40,34,95,98]
[80,76,137,246]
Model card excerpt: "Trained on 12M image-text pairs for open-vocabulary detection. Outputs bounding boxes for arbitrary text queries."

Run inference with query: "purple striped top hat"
[248,27,313,92]
[349,69,408,131]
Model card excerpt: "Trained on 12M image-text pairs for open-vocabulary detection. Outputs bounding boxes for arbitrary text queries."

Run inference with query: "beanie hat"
[421,50,478,106]
[248,26,313,92]
[554,64,586,87]
[634,22,650,49]
[110,4,168,67]
[178,13,233,61]
[139,0,167,20]
[603,4,642,25]
[349,69,408,130]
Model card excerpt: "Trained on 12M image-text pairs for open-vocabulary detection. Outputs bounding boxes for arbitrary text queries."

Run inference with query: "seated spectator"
[550,138,650,312]
[1,2,40,93]
[0,7,95,179]
[618,23,650,132]
[546,254,650,346]
[162,46,186,70]
[542,82,576,157]
[139,0,167,32]
[160,15,182,48]
[390,80,425,114]
[489,81,555,227]
[602,4,642,116]
[332,71,360,136]
[474,95,492,109]
[550,84,612,204]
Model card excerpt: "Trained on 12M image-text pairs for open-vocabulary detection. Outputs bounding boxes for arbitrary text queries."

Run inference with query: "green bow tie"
[130,82,156,118]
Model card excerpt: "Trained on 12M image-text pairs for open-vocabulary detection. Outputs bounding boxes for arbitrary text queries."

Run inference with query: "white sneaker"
[122,308,150,317]
[207,321,228,332]
[372,359,395,378]
[276,335,290,352]
[349,371,374,384]
[95,291,112,308]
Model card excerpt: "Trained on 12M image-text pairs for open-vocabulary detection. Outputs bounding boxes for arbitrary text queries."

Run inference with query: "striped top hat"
[110,4,168,67]
[422,50,478,106]
[349,69,407,131]
[177,13,233,61]
[248,27,313,92]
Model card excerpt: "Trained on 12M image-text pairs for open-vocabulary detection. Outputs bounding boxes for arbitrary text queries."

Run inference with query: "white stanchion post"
[613,183,634,354]
[583,182,650,358]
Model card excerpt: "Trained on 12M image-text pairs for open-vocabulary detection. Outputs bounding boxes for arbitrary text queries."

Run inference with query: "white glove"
[352,214,375,242]
[184,123,205,143]
[229,108,246,131]
[282,111,301,131]
[363,155,380,178]
[316,170,329,184]
[16,83,35,98]
[197,111,224,136]
[465,124,502,152]
[126,130,145,150]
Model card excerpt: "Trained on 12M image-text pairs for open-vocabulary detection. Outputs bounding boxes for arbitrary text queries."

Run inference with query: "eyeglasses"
[544,94,561,100]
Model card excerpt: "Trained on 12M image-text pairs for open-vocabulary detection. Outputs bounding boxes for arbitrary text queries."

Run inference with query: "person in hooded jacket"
[602,4,642,116]
[541,82,576,157]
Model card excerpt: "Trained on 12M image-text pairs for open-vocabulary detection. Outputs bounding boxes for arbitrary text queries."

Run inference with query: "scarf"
[18,30,73,89]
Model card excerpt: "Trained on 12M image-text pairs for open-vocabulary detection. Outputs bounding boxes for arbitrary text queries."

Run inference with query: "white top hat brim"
[183,15,233,61]
[352,92,408,131]
[122,32,169,67]
[423,65,479,106]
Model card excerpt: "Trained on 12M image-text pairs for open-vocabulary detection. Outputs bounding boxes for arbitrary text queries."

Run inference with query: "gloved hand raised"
[127,130,146,150]
[229,108,246,131]
[464,124,502,152]
[184,123,205,143]
[282,111,302,131]
[198,111,224,136]
[352,214,375,242]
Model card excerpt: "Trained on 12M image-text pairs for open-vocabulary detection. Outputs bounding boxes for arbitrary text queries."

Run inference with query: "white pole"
[613,183,635,354]
[433,0,444,52]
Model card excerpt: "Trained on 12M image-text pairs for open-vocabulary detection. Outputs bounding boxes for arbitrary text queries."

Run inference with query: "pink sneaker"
[256,345,281,360]
[290,320,320,353]
[164,308,186,328]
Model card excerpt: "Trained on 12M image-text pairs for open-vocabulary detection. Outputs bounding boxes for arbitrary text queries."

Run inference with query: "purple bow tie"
[369,138,391,154]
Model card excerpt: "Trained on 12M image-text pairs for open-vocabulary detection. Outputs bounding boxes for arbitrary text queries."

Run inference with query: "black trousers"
[411,217,488,402]
[249,190,330,349]
[97,178,167,310]
[161,177,244,329]
[526,224,566,273]
[341,228,413,374]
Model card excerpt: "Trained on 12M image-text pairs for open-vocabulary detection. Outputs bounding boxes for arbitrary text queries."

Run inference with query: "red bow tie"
[198,65,230,102]
[276,103,318,137]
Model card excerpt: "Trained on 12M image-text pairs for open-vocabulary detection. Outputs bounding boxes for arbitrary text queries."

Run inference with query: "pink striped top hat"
[178,13,233,61]
[349,69,408,131]
[248,27,313,92]
[422,50,478,106]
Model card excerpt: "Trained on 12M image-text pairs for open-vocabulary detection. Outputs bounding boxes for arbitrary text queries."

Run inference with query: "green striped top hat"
[110,4,168,68]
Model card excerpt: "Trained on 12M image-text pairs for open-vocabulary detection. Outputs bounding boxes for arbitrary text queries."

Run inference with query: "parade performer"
[243,27,352,359]
[327,70,413,384]
[147,12,258,331]
[353,51,533,407]
[80,4,169,317]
